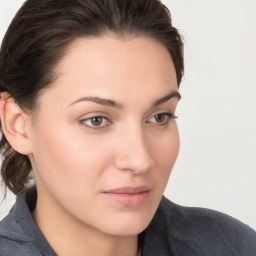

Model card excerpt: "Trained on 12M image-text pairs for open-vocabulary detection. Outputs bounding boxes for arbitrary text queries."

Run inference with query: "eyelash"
[79,116,111,129]
[80,112,177,129]
[146,113,177,125]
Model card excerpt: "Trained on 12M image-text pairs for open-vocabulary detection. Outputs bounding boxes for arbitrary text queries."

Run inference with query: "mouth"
[102,185,152,207]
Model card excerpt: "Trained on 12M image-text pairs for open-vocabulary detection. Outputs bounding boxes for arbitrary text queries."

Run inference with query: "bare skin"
[0,35,180,255]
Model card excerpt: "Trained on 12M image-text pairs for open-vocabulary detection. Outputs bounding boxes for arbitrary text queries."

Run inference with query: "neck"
[32,190,140,256]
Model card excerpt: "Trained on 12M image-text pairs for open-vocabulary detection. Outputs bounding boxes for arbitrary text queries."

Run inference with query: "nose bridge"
[114,122,155,173]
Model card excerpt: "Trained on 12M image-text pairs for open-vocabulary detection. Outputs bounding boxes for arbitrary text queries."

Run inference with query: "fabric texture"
[0,187,256,256]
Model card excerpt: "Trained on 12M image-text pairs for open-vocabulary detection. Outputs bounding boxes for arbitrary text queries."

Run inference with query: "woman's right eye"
[80,116,110,129]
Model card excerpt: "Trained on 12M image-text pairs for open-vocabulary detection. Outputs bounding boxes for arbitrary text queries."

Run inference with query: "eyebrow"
[152,91,181,107]
[69,96,123,108]
[68,91,181,109]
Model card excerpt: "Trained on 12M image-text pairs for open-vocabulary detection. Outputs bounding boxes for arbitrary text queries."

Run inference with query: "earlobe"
[0,92,33,155]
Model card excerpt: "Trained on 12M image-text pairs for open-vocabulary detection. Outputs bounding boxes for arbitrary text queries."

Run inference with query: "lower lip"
[103,191,151,207]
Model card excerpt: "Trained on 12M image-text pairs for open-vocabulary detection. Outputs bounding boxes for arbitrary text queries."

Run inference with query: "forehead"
[57,36,176,80]
[40,36,178,107]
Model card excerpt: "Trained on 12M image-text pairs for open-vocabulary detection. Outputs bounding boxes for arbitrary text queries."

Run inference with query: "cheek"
[150,124,180,186]
[30,119,113,198]
[154,124,180,167]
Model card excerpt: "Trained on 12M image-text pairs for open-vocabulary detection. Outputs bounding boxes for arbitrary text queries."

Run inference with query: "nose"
[113,125,155,174]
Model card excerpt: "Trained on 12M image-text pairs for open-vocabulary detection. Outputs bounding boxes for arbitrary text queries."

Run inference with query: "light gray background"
[0,0,255,230]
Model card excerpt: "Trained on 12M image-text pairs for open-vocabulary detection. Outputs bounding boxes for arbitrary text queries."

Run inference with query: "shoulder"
[0,210,42,256]
[159,196,255,233]
[0,188,54,256]
[142,196,256,256]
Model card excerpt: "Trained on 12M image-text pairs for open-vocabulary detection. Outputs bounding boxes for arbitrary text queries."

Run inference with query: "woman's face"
[28,36,180,236]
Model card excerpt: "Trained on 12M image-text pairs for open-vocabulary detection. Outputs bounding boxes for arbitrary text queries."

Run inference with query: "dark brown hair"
[0,0,184,195]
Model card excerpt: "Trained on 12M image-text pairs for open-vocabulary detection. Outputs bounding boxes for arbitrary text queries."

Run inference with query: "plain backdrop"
[0,0,255,230]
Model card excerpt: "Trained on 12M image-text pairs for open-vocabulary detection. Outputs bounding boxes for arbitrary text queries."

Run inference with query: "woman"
[0,0,255,255]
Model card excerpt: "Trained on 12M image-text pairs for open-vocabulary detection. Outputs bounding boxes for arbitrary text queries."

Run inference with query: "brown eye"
[154,114,166,123]
[81,116,109,128]
[91,117,104,126]
[147,113,176,125]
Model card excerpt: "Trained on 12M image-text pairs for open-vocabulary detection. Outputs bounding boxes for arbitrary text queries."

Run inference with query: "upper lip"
[103,185,152,194]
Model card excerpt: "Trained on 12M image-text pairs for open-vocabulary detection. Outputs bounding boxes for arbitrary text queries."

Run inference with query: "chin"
[98,196,162,236]
[98,210,156,237]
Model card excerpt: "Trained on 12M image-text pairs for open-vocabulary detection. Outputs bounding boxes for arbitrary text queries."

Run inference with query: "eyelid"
[146,112,177,124]
[79,115,112,129]
[78,110,177,130]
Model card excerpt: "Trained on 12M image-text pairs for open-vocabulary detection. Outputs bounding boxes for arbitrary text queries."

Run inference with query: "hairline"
[29,32,178,126]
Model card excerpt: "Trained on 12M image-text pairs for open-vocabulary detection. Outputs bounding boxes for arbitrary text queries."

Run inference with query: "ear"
[0,92,33,155]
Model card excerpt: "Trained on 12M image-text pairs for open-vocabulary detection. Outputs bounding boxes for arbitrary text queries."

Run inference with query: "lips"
[103,185,152,207]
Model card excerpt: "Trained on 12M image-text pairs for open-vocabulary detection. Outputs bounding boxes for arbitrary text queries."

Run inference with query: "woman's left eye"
[80,116,110,128]
[147,113,177,125]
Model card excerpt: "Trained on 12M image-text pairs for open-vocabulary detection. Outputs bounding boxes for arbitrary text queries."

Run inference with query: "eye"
[147,113,177,125]
[80,116,110,128]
